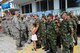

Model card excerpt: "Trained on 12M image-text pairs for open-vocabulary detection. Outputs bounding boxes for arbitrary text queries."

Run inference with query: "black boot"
[69,46,73,53]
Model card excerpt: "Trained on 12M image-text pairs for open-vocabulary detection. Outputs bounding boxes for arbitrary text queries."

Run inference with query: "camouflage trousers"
[73,31,77,44]
[16,32,22,47]
[21,30,28,41]
[47,35,57,53]
[4,28,10,35]
[36,34,42,48]
[61,34,73,53]
[11,31,21,47]
[41,35,47,47]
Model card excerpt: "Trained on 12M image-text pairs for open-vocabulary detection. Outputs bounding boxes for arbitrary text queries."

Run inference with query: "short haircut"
[47,13,53,17]
[61,11,68,17]
[33,23,37,27]
[34,14,39,17]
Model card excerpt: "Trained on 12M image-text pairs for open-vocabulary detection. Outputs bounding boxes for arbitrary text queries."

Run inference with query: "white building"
[0,0,80,16]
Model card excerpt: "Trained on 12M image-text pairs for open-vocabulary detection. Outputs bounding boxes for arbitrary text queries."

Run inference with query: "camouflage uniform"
[12,15,21,47]
[40,20,47,48]
[2,17,9,35]
[61,19,73,53]
[18,18,27,43]
[6,16,13,37]
[55,19,61,48]
[71,16,78,45]
[46,20,57,53]
[1,18,8,34]
[24,19,29,41]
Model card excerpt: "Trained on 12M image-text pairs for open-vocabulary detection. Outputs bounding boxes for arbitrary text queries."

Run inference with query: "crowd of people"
[0,11,78,53]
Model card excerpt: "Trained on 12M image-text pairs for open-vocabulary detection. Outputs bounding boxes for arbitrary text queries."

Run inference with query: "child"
[31,23,38,51]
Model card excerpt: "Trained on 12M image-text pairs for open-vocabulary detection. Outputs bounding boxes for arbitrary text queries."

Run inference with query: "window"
[41,0,47,11]
[25,5,29,13]
[36,2,40,11]
[67,0,80,8]
[36,0,54,11]
[21,4,32,13]
[59,0,65,11]
[30,4,32,13]
[48,0,54,10]
[22,6,25,13]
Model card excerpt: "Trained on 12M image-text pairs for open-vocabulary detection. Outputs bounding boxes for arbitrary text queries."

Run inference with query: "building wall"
[0,0,22,16]
[21,0,60,15]
[11,0,80,15]
[66,7,80,15]
[54,0,59,10]
[32,2,37,13]
[10,3,20,9]
[0,6,2,16]
[0,0,80,16]
[10,2,22,13]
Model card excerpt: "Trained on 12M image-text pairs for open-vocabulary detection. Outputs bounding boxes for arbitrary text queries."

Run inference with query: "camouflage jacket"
[46,20,58,37]
[61,19,73,35]
[41,21,47,35]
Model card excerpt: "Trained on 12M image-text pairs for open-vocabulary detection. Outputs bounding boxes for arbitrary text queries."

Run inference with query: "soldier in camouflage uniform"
[40,14,47,50]
[12,11,22,49]
[23,15,28,41]
[61,12,74,53]
[6,14,14,37]
[54,18,62,48]
[1,17,8,34]
[67,13,76,53]
[46,14,58,53]
[18,16,27,45]
[33,14,41,48]
[2,15,10,35]
[25,16,30,44]
[70,11,78,45]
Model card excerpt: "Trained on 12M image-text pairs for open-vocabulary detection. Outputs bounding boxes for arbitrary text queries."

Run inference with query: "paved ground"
[0,33,17,53]
[0,33,80,53]
[17,37,80,53]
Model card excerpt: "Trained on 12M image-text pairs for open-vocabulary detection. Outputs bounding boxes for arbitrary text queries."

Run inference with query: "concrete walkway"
[0,33,17,53]
[0,33,80,53]
[17,38,80,53]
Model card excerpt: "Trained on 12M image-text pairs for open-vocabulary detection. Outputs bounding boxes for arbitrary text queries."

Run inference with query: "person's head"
[55,15,58,18]
[41,14,46,21]
[34,14,39,19]
[47,13,53,21]
[15,11,20,17]
[30,14,33,17]
[55,18,59,23]
[70,11,74,16]
[67,13,71,19]
[61,11,68,20]
[33,23,37,27]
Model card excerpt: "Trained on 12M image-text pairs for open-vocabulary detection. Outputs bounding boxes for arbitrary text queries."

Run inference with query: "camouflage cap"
[47,13,53,19]
[47,13,53,17]
[42,14,46,19]
[67,12,71,16]
[15,11,20,14]
[60,11,68,16]
[34,14,39,17]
